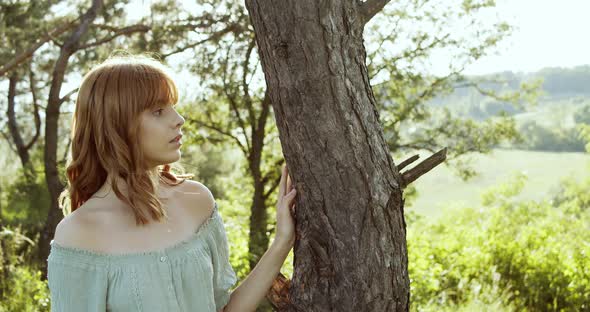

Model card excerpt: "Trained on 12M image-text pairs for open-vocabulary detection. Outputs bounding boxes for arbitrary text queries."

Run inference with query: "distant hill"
[423,65,590,152]
[427,65,590,120]
[533,66,590,96]
[442,65,590,100]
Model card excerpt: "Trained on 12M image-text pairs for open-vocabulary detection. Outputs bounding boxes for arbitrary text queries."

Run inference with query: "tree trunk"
[249,160,271,270]
[247,92,274,274]
[38,0,103,280]
[245,1,410,311]
[248,92,279,311]
[6,71,37,183]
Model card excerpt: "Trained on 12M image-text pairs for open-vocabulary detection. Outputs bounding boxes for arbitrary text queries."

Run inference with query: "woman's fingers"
[279,165,286,197]
[284,165,290,193]
[280,163,296,203]
[288,189,297,214]
[286,188,297,205]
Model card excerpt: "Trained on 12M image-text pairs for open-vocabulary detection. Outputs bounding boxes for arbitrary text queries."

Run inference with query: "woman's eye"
[154,108,164,116]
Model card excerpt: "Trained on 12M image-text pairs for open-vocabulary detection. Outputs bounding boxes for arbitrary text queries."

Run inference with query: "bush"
[0,266,50,312]
[0,225,50,312]
[3,166,51,227]
[513,121,587,152]
[408,173,590,311]
[573,104,590,125]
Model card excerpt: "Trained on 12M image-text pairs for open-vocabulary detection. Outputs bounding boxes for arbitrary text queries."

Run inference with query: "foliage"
[2,164,50,227]
[573,104,590,125]
[513,120,588,152]
[0,266,50,312]
[364,0,540,181]
[396,108,523,179]
[408,173,590,311]
[0,225,49,312]
[578,124,590,153]
[217,155,295,281]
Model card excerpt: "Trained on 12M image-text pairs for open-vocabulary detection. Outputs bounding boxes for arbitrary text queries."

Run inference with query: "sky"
[461,0,590,75]
[50,0,590,99]
[3,0,586,163]
[125,0,590,76]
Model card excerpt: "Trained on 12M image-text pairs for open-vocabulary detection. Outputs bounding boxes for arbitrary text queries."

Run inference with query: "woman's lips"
[169,134,182,143]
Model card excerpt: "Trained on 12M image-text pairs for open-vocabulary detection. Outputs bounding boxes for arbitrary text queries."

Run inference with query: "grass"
[406,148,590,219]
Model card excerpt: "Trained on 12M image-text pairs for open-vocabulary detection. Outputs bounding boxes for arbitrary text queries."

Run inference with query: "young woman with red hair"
[47,55,297,312]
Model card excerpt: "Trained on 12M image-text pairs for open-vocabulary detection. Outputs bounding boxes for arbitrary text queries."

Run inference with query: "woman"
[47,55,297,312]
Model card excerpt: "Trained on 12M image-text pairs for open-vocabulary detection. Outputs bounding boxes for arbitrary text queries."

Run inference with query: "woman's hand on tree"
[275,164,297,248]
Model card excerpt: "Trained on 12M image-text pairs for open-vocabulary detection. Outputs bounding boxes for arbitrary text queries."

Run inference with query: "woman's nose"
[175,112,185,128]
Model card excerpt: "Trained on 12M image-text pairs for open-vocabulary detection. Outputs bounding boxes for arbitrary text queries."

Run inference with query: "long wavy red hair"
[59,54,193,225]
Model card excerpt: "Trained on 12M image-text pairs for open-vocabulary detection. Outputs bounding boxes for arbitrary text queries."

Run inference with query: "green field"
[407,148,590,219]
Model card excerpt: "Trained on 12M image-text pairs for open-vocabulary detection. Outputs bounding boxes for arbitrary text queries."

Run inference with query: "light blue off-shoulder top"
[47,201,237,312]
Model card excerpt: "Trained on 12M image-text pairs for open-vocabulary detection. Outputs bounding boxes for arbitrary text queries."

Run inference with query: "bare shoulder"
[179,179,214,201]
[52,206,101,249]
[177,179,216,216]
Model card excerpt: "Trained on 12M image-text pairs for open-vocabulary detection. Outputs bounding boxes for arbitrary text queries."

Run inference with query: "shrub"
[408,173,590,311]
[0,225,50,312]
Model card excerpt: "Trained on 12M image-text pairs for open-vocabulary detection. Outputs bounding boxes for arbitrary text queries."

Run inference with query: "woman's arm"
[223,238,292,312]
[224,164,297,312]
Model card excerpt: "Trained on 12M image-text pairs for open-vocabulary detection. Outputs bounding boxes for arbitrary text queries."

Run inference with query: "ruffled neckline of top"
[48,201,220,265]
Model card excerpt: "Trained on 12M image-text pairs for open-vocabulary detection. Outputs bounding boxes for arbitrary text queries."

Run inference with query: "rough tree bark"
[244,1,445,311]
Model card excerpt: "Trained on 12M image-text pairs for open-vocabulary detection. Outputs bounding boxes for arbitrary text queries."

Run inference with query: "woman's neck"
[93,169,166,200]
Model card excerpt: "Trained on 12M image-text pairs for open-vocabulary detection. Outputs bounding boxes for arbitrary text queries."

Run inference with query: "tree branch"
[0,19,78,76]
[25,65,42,150]
[262,158,286,199]
[6,72,24,155]
[396,154,419,171]
[185,117,249,156]
[359,0,391,25]
[452,79,538,106]
[48,0,103,107]
[58,88,79,105]
[243,37,257,131]
[59,137,72,167]
[400,147,447,188]
[78,24,150,49]
[0,130,17,154]
[221,38,251,155]
[161,24,240,58]
[256,90,272,141]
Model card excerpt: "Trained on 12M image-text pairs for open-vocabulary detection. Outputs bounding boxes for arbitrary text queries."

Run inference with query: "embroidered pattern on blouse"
[131,267,144,312]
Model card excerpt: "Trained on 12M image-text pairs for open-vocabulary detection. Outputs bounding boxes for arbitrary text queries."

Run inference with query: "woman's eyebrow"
[155,100,172,107]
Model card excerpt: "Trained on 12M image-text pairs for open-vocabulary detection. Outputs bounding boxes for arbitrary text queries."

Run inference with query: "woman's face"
[138,103,185,168]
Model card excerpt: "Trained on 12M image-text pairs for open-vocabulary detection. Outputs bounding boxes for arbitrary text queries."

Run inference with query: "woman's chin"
[170,150,182,162]
[158,151,182,166]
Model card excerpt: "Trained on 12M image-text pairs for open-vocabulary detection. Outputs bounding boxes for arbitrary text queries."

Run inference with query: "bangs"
[97,56,179,113]
[142,72,178,111]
